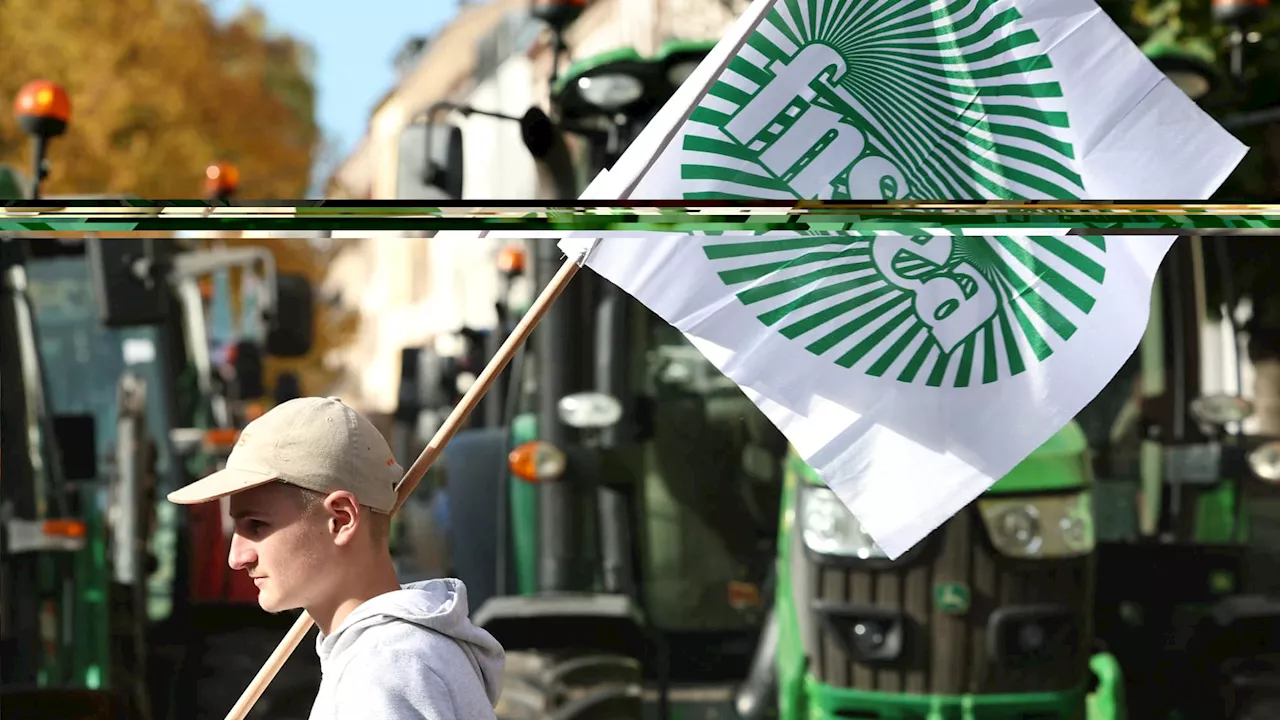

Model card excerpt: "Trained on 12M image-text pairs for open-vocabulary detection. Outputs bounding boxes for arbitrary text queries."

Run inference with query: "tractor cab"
[1091,237,1280,720]
[0,80,153,718]
[0,237,120,718]
[0,78,320,718]
[399,28,785,718]
[8,229,318,718]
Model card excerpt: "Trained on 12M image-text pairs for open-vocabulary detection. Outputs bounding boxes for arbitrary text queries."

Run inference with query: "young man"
[168,396,504,719]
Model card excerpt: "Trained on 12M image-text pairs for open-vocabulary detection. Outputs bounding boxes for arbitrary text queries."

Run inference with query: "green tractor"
[1089,237,1280,720]
[0,236,127,718]
[3,232,321,719]
[401,24,788,717]
[761,424,1113,720]
[0,79,321,717]
[1,79,154,718]
[10,235,323,716]
[401,16,1130,719]
[755,238,1280,720]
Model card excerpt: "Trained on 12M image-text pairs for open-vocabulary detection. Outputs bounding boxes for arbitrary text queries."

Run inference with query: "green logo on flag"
[679,0,1083,201]
[703,235,1108,387]
[684,0,1109,387]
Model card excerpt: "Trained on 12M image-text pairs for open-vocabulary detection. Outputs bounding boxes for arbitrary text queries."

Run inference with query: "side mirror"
[520,107,557,159]
[415,348,444,407]
[232,340,265,399]
[52,414,97,481]
[273,371,302,404]
[395,347,424,422]
[265,273,313,358]
[397,122,464,199]
[85,237,172,327]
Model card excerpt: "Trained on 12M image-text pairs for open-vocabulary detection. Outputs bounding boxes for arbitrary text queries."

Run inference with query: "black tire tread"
[495,650,643,720]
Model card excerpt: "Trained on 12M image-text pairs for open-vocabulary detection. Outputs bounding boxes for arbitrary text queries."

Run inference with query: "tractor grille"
[802,506,1094,696]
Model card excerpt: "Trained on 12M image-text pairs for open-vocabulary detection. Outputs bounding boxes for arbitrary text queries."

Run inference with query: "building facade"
[324,0,746,414]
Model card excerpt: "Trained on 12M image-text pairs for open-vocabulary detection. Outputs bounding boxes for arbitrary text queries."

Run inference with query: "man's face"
[227,483,330,613]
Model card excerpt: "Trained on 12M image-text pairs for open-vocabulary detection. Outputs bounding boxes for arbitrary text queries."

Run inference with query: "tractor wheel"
[495,650,644,720]
[1237,696,1280,720]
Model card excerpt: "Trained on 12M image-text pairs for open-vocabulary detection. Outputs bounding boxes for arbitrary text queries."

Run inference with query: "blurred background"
[3,1,1280,720]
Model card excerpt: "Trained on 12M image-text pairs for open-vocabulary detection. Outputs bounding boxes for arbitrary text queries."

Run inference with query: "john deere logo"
[702,235,1107,387]
[679,0,1083,201]
[934,582,971,614]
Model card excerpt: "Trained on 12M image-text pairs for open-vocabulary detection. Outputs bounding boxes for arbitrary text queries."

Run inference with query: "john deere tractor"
[756,421,1112,720]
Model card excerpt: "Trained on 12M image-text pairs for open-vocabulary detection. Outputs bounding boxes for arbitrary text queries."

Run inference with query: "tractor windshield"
[1075,347,1145,472]
[24,251,182,622]
[636,312,785,641]
[1074,238,1254,543]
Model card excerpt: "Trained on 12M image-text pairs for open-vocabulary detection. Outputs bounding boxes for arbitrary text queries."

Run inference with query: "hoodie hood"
[315,578,505,704]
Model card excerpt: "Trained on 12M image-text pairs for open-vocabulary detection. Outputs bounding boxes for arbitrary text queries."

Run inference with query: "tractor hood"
[988,419,1090,494]
[790,420,1090,495]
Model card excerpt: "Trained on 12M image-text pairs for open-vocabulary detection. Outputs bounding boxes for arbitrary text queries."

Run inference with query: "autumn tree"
[0,0,361,397]
[0,0,320,198]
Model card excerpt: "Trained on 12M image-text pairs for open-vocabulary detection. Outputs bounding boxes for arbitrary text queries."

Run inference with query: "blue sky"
[205,0,457,178]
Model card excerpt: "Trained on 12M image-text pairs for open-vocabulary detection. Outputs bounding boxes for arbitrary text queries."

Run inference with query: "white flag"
[560,0,1247,558]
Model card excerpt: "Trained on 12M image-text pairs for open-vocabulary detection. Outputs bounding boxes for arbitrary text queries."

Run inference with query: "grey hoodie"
[308,579,505,720]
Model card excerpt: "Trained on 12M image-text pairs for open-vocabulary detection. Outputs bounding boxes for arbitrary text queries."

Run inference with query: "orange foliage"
[0,0,319,198]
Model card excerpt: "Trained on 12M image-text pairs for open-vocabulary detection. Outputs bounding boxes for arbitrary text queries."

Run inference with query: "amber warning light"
[497,245,527,276]
[206,161,240,198]
[14,80,71,139]
[6,518,87,553]
[203,428,242,453]
[508,441,567,483]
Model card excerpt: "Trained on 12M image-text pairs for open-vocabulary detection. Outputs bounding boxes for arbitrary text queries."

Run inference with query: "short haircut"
[293,485,391,547]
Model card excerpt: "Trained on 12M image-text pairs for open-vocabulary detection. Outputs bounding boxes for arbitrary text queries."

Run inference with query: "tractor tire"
[1238,696,1280,720]
[495,650,644,720]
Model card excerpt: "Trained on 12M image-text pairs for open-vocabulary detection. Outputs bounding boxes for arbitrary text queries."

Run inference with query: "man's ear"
[322,491,362,546]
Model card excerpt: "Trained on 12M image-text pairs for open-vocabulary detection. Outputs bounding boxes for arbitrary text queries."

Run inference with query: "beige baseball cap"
[167,396,404,514]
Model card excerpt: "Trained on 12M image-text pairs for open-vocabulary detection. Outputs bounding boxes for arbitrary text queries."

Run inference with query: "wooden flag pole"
[222,256,582,720]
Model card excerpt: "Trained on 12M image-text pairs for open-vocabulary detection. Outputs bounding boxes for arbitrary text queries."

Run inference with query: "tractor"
[1089,237,1280,720]
[0,79,322,719]
[397,13,1121,720]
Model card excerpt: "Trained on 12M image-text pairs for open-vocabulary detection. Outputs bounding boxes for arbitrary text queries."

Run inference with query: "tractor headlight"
[1249,441,1280,482]
[665,59,700,88]
[1190,394,1254,427]
[576,74,645,112]
[800,486,886,560]
[557,392,623,430]
[978,493,1095,559]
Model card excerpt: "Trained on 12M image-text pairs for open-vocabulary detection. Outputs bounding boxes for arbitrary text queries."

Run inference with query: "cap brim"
[167,467,278,505]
